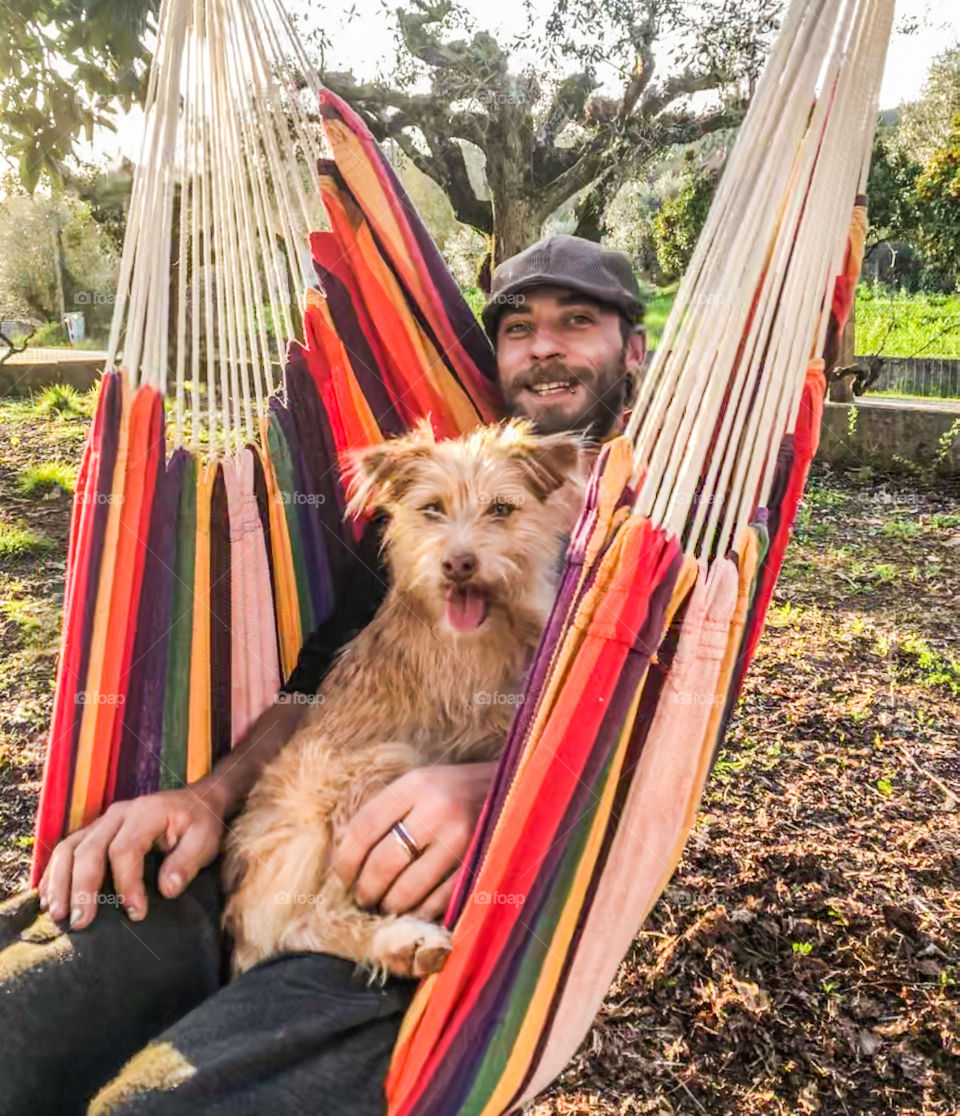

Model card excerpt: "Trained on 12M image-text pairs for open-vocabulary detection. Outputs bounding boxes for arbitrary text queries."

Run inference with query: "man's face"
[495,286,646,440]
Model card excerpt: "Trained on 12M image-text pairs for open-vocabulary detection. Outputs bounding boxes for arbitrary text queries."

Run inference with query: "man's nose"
[527,324,564,363]
[442,551,478,582]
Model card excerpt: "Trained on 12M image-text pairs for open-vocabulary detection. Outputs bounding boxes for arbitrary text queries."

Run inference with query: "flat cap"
[482,234,643,338]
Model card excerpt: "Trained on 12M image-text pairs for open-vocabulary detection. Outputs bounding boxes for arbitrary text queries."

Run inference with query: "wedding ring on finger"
[389,820,422,862]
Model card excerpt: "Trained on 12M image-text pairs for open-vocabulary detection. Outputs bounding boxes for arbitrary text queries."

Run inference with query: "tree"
[0,190,118,335]
[896,44,960,167]
[0,0,156,192]
[321,0,781,263]
[914,114,960,291]
[652,152,717,281]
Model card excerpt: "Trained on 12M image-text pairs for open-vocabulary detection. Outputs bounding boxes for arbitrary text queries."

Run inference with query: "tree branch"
[639,68,722,118]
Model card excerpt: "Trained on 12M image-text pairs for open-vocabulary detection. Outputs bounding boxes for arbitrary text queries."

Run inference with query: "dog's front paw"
[369,916,452,978]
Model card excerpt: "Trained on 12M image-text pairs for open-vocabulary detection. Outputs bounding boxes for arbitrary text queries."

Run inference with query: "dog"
[222,418,587,979]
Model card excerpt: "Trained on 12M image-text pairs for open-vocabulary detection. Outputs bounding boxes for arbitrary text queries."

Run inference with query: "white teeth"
[530,381,576,395]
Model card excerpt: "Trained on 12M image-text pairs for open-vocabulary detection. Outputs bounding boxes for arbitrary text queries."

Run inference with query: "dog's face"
[346,419,587,637]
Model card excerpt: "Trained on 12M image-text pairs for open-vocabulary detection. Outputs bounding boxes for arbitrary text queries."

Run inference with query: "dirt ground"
[1,390,957,1115]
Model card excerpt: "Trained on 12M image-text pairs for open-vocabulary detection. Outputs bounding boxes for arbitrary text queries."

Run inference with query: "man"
[0,235,646,1115]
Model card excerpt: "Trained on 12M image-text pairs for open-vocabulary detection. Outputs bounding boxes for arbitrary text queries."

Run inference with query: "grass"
[17,462,76,498]
[855,286,960,359]
[31,384,93,419]
[0,525,54,559]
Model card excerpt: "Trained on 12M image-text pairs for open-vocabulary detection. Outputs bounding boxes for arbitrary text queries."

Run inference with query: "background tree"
[652,150,717,281]
[321,0,781,263]
[0,188,118,335]
[914,113,960,292]
[0,0,156,192]
[895,44,960,167]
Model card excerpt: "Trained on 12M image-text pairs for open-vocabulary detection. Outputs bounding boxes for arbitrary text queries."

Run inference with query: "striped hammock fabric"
[31,0,888,1111]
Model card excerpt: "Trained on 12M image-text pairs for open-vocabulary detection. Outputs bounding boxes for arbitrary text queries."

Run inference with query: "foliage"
[0,0,157,192]
[865,131,921,251]
[914,114,960,292]
[321,0,782,260]
[0,192,117,333]
[895,44,960,167]
[652,155,717,281]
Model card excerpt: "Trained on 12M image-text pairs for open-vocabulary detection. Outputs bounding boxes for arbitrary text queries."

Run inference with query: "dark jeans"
[0,854,416,1115]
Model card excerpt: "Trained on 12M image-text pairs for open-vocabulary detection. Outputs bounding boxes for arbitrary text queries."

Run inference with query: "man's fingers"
[378,844,455,916]
[42,832,85,922]
[108,808,169,921]
[352,819,425,910]
[158,820,218,899]
[411,875,456,924]
[67,812,126,929]
[330,776,417,888]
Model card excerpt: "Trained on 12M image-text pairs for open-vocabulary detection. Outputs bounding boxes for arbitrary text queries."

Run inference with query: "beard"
[502,353,633,441]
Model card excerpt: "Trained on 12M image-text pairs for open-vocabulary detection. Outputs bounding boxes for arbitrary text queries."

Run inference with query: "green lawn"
[855,287,960,359]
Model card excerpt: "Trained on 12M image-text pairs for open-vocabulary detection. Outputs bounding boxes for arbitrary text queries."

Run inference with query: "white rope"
[105,0,323,456]
[627,0,893,561]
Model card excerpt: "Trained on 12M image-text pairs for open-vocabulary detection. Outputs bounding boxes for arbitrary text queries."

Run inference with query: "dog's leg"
[275,890,453,981]
[224,737,448,977]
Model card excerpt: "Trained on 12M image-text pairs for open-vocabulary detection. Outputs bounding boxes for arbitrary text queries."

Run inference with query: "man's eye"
[488,501,516,518]
[503,321,530,336]
[420,500,444,519]
[566,312,593,326]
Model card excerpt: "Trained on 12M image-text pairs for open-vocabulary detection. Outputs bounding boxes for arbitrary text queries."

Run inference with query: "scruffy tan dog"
[223,418,586,979]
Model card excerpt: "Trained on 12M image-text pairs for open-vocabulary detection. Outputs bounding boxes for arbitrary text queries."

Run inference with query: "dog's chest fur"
[296,594,539,765]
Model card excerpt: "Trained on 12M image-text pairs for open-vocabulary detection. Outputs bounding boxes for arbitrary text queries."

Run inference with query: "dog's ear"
[510,428,586,502]
[344,434,432,518]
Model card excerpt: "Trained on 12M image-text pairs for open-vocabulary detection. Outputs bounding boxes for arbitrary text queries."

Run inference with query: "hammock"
[30,0,888,1110]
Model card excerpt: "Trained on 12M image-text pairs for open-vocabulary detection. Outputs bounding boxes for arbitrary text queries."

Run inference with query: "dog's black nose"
[442,551,478,582]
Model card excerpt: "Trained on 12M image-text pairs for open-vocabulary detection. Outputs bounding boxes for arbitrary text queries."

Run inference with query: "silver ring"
[389,820,422,862]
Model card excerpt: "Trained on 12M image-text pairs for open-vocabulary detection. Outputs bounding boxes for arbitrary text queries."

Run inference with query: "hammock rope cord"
[30,0,889,1111]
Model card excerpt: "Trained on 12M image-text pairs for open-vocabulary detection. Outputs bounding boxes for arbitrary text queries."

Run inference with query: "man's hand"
[331,763,496,923]
[38,780,230,931]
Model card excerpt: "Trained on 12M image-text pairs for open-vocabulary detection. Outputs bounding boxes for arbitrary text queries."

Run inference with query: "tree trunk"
[490,194,542,265]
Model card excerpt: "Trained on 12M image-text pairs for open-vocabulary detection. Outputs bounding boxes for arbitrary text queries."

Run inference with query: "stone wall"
[818,400,960,476]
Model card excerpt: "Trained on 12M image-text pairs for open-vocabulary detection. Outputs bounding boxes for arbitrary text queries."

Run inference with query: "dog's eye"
[489,501,516,519]
[420,500,444,519]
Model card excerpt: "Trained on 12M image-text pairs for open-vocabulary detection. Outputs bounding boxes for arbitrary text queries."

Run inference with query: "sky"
[96,0,960,165]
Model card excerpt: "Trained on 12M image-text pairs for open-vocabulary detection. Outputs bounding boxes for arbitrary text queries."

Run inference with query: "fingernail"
[69,908,82,928]
[49,902,64,920]
[38,892,47,910]
[164,873,182,895]
[126,906,143,922]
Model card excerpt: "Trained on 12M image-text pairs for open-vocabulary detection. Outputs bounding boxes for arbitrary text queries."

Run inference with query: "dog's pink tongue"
[444,587,488,632]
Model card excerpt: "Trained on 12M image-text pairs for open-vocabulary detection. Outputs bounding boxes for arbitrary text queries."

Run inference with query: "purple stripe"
[123,448,189,797]
[210,464,232,764]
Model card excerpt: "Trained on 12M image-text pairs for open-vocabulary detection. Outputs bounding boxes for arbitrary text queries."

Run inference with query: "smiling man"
[487,234,646,440]
[2,235,646,1116]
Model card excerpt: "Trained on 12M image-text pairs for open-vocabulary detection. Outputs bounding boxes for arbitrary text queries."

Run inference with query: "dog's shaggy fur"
[222,419,586,978]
